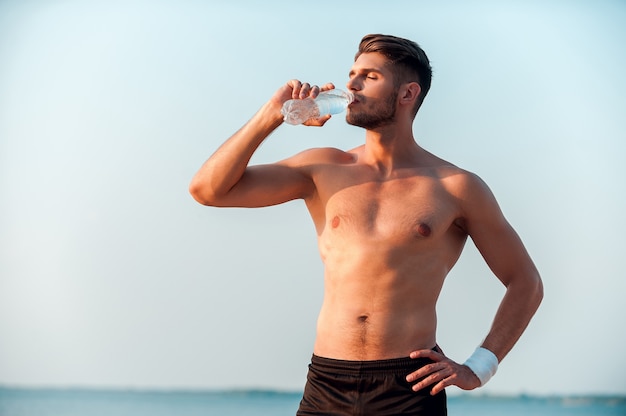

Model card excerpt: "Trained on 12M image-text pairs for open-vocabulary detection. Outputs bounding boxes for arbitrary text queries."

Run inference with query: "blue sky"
[1,0,625,396]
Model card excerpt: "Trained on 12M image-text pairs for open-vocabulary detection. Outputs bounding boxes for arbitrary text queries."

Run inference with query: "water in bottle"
[281,89,354,125]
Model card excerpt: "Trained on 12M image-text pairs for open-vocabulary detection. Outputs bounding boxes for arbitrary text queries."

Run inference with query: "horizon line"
[1,385,625,401]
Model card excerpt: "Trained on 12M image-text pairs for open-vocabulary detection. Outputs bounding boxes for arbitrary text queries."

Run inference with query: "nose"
[346,76,361,92]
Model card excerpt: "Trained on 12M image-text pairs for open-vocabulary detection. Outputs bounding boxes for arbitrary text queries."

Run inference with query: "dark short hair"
[356,34,432,112]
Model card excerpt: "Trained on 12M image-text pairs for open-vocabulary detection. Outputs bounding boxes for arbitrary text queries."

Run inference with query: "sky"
[1,0,625,397]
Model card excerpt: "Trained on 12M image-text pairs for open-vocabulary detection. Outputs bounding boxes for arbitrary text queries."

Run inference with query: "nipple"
[417,223,432,237]
[331,216,340,228]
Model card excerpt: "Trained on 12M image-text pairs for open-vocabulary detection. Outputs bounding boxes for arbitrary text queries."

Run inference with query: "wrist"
[463,347,499,386]
[261,100,286,127]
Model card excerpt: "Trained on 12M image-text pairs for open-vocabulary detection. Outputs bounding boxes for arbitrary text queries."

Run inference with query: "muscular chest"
[319,177,458,243]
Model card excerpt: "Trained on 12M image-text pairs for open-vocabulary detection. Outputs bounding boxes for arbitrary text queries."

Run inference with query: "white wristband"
[463,347,499,386]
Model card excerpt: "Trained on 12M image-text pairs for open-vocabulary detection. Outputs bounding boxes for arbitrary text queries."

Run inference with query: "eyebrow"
[349,67,384,77]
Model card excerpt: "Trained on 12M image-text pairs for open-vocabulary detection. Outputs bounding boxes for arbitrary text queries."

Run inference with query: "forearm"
[406,278,542,394]
[481,271,543,362]
[189,100,284,204]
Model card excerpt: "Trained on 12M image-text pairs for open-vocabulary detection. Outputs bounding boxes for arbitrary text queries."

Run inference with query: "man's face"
[345,52,398,130]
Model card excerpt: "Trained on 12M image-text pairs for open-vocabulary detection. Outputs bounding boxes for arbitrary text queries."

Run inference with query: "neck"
[361,123,422,175]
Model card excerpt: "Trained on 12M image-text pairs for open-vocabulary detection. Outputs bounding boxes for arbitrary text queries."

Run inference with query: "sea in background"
[1,387,625,416]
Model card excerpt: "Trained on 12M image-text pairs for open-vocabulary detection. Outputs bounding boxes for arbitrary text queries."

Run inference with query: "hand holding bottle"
[282,88,354,125]
[271,80,339,127]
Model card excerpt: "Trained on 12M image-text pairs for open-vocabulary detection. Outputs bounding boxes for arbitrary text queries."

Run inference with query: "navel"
[417,223,432,237]
[331,216,340,228]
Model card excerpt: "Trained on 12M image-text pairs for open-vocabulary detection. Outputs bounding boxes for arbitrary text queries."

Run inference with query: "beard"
[346,89,398,130]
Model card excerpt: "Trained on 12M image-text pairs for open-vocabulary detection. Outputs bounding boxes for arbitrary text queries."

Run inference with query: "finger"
[319,82,335,92]
[411,363,453,392]
[410,349,442,360]
[299,83,311,99]
[287,80,303,99]
[406,361,440,383]
[303,114,331,127]
[309,85,321,98]
[430,378,449,396]
[411,371,442,392]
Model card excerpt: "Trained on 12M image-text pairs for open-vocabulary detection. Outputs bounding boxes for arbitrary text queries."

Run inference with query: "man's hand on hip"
[406,348,481,395]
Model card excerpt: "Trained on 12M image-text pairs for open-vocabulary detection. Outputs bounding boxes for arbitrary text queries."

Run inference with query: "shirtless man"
[189,34,543,415]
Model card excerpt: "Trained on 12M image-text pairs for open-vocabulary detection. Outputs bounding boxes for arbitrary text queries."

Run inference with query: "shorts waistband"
[310,353,435,377]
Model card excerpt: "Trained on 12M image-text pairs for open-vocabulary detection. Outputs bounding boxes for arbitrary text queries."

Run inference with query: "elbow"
[536,274,544,305]
[188,178,220,206]
[188,181,208,205]
[529,271,544,310]
[506,268,544,311]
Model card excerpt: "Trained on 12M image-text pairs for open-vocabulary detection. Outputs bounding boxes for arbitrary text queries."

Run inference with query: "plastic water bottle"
[281,89,354,125]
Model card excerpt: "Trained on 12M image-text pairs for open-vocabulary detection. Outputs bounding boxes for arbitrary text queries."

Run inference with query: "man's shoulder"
[431,163,490,197]
[285,146,358,166]
[432,163,502,222]
[423,157,472,181]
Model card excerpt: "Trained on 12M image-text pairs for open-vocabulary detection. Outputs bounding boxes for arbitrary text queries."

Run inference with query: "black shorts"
[297,354,447,416]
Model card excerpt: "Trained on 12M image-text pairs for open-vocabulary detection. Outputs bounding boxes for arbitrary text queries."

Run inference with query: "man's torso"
[302,146,470,360]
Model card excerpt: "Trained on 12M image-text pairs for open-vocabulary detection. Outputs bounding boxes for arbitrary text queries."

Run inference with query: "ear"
[399,82,421,106]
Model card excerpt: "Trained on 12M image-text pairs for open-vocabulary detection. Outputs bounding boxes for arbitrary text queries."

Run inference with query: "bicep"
[462,177,539,286]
